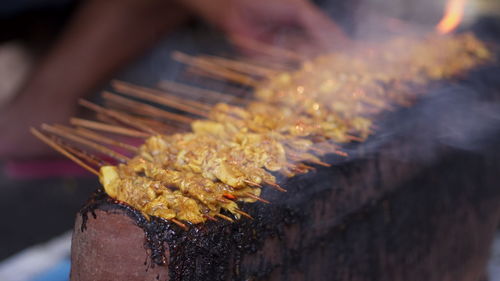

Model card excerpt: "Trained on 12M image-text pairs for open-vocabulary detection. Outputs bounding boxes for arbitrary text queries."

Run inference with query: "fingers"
[296,1,351,50]
[182,0,350,55]
[236,0,351,54]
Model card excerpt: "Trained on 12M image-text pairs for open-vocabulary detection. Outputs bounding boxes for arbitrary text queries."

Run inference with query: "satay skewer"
[216,213,234,222]
[243,192,270,204]
[30,128,100,176]
[263,181,287,192]
[184,67,232,84]
[158,80,250,104]
[237,56,294,71]
[287,152,331,167]
[172,51,260,87]
[42,124,130,162]
[229,35,306,62]
[70,118,150,138]
[79,99,160,135]
[243,179,261,187]
[234,209,253,219]
[102,99,187,132]
[112,81,212,115]
[330,150,349,157]
[55,138,110,167]
[129,115,183,132]
[102,91,196,123]
[170,218,188,230]
[61,125,139,153]
[113,80,212,111]
[198,55,278,77]
[345,135,364,142]
[203,214,218,221]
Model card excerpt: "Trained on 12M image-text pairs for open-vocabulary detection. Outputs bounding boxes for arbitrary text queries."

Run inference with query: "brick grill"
[69,61,500,281]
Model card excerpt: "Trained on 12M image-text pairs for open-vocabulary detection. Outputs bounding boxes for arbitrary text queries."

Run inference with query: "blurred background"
[0,0,499,280]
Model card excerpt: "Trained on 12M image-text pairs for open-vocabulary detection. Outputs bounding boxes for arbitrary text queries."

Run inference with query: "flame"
[436,0,466,34]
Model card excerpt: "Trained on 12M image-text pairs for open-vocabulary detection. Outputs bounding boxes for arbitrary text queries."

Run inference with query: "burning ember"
[31,32,491,229]
[437,0,467,34]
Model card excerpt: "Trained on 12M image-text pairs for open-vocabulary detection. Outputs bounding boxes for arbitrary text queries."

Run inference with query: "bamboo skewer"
[298,163,316,171]
[345,135,364,142]
[244,192,270,204]
[102,91,196,124]
[79,99,160,135]
[289,167,307,174]
[177,76,252,99]
[331,150,349,157]
[308,143,348,157]
[128,115,182,133]
[30,128,100,176]
[70,118,150,138]
[185,67,238,85]
[170,218,188,230]
[102,99,185,132]
[243,179,261,188]
[73,127,138,153]
[113,80,212,111]
[57,138,110,167]
[287,153,331,167]
[112,81,212,115]
[292,164,316,174]
[234,209,253,219]
[158,80,250,104]
[263,181,287,192]
[238,57,294,71]
[172,51,260,87]
[307,159,331,167]
[42,124,130,163]
[230,35,306,62]
[94,113,124,127]
[63,125,138,153]
[203,214,218,221]
[217,198,233,204]
[199,55,278,77]
[307,145,331,155]
[216,213,234,222]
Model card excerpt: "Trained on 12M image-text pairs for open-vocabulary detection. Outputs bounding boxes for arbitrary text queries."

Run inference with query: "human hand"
[179,0,349,54]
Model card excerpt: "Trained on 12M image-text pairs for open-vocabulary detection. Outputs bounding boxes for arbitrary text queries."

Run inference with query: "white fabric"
[0,231,71,281]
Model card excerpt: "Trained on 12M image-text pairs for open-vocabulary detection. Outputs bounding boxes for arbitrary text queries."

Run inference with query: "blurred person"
[0,0,347,160]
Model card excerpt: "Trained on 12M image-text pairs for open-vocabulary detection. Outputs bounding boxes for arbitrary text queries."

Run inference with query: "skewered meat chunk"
[100,157,255,224]
[100,165,205,223]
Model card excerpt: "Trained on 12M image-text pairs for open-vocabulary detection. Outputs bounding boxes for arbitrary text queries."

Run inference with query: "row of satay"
[38,33,492,227]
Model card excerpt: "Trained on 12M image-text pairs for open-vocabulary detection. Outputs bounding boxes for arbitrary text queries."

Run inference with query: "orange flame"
[436,0,466,34]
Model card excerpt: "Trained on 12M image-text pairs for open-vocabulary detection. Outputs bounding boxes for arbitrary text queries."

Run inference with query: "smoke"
[342,65,500,167]
[427,87,500,151]
[317,0,498,42]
